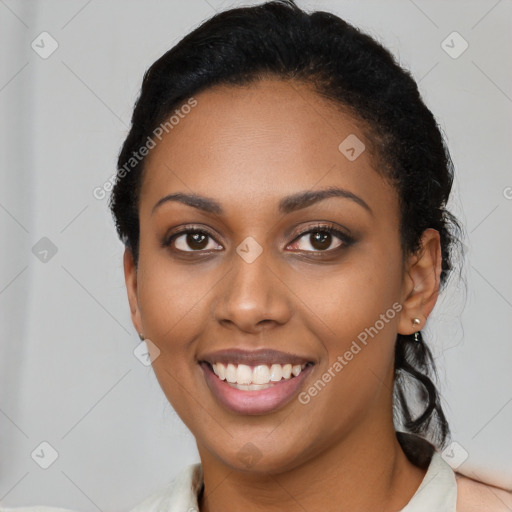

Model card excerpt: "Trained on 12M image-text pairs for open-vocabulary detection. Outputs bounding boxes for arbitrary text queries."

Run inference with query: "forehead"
[140,79,398,221]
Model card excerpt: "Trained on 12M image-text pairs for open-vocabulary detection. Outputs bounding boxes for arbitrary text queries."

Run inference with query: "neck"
[198,419,426,512]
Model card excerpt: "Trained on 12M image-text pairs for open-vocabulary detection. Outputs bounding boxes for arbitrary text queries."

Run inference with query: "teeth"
[236,364,252,385]
[226,363,237,383]
[210,362,308,386]
[270,364,282,382]
[252,364,271,385]
[231,382,273,391]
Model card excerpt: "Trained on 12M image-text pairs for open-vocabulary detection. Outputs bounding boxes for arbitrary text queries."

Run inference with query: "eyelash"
[162,223,354,256]
[292,224,355,255]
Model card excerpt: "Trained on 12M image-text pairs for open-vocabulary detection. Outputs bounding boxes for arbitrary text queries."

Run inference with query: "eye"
[287,224,353,252]
[163,227,223,252]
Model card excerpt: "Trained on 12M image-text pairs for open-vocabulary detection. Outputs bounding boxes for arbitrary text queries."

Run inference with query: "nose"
[214,248,293,334]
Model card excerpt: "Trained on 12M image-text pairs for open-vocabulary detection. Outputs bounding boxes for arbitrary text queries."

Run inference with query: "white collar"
[399,450,457,511]
[130,433,457,511]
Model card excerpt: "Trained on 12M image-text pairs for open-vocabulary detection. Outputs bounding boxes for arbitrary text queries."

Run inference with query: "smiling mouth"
[203,361,314,390]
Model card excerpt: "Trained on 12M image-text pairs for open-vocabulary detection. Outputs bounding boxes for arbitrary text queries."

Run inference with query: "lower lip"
[200,363,313,415]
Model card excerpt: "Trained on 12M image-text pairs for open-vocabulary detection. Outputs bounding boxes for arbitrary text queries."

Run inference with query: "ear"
[398,228,442,335]
[123,247,143,336]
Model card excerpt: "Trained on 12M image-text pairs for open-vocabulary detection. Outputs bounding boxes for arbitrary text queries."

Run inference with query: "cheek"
[289,243,403,342]
[136,238,219,346]
[289,246,402,403]
[135,256,216,423]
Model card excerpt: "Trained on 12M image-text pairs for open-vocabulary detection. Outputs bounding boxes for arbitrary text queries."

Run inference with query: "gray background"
[0,0,511,509]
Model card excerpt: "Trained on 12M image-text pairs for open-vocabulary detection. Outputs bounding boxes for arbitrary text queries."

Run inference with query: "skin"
[124,78,442,511]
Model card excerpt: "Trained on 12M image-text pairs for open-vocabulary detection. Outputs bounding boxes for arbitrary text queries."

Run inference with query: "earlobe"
[123,247,143,335]
[397,228,442,335]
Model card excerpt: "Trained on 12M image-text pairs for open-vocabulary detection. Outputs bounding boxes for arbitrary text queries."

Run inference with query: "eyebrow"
[151,186,372,216]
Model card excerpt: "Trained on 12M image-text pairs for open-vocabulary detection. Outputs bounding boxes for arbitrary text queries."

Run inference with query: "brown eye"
[287,225,353,253]
[168,230,223,252]
[185,233,209,250]
[295,230,342,252]
[309,231,335,251]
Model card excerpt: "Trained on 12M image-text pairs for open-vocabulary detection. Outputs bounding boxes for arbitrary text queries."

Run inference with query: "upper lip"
[199,348,314,367]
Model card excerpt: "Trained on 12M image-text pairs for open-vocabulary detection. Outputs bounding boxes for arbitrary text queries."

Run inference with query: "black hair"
[109,0,464,450]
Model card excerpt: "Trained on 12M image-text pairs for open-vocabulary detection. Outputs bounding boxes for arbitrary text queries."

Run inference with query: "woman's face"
[125,79,432,473]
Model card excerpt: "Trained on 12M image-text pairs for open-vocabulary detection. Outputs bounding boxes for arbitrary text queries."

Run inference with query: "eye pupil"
[187,232,208,250]
[311,231,331,250]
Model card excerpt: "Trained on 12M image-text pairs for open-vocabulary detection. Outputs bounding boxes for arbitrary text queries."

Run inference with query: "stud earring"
[412,318,421,342]
[138,333,145,341]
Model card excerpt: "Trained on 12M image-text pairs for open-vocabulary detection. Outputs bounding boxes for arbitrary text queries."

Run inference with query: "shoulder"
[455,473,512,511]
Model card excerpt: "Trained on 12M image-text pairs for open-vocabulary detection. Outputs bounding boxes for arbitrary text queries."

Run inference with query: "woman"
[108,1,510,511]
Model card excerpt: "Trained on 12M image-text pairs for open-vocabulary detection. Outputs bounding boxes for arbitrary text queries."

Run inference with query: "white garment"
[0,433,458,511]
[129,433,457,511]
